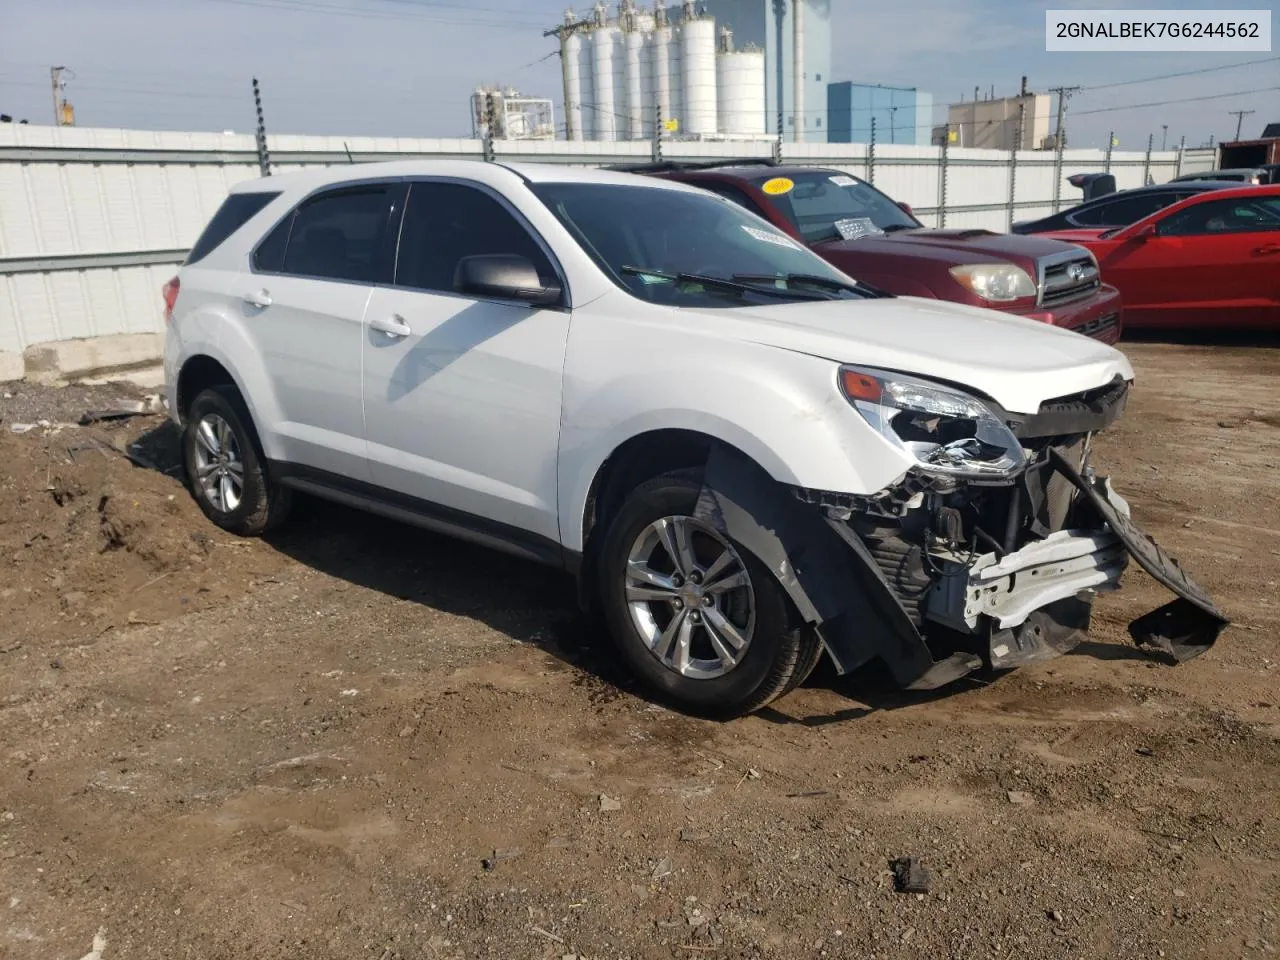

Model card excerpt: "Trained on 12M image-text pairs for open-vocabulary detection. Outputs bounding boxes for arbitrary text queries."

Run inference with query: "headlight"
[839,366,1025,479]
[949,263,1036,302]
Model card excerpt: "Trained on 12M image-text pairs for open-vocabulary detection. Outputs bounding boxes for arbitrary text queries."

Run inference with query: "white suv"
[164,160,1226,717]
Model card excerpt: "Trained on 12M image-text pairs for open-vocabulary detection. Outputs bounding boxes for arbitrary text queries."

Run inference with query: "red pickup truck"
[621,161,1123,344]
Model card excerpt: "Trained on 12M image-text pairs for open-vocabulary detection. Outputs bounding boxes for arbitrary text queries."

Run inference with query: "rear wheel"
[183,385,291,536]
[598,472,817,718]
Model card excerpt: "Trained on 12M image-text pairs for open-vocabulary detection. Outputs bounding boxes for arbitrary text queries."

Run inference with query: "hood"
[1034,228,1109,243]
[681,296,1133,415]
[815,228,1089,268]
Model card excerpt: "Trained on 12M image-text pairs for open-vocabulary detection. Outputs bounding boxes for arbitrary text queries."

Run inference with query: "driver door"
[1104,195,1280,328]
[360,180,571,547]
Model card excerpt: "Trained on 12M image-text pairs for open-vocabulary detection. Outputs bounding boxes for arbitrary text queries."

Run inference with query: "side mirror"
[1131,222,1157,241]
[455,254,562,307]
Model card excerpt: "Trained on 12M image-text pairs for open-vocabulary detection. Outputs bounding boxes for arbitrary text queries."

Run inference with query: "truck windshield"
[756,172,920,244]
[531,182,867,308]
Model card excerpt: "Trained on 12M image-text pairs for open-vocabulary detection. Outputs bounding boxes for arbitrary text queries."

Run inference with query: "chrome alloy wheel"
[625,516,756,680]
[192,413,245,513]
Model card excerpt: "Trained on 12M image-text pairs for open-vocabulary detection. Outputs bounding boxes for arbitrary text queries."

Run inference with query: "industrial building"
[698,0,831,142]
[550,0,828,142]
[943,91,1052,150]
[827,82,933,146]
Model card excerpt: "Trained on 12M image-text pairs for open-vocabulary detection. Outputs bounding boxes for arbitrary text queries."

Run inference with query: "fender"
[557,342,915,553]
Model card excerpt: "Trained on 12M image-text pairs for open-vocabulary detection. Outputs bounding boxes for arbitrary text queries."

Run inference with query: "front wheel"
[597,472,819,718]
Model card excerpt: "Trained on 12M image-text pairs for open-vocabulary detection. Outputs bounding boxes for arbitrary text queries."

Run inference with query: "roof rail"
[606,157,779,174]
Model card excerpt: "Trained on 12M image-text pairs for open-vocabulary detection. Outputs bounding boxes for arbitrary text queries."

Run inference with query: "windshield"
[755,171,921,243]
[532,182,867,308]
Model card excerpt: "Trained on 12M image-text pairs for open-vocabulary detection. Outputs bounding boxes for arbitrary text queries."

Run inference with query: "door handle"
[1255,244,1280,256]
[241,289,272,308]
[370,314,412,338]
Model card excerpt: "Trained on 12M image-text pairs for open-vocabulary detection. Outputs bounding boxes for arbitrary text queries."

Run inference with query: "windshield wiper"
[731,272,890,299]
[880,223,917,233]
[619,266,828,301]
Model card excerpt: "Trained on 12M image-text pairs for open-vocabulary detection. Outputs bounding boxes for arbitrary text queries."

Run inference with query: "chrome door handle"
[242,289,272,308]
[370,314,411,338]
[1256,244,1280,256]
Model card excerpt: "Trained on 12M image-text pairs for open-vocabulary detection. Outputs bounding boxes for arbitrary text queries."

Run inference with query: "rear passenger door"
[246,182,403,480]
[360,180,571,549]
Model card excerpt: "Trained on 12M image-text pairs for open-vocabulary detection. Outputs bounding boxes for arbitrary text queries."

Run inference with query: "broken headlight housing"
[839,366,1025,480]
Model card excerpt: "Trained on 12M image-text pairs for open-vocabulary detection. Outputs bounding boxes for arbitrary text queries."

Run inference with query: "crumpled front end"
[694,377,1228,692]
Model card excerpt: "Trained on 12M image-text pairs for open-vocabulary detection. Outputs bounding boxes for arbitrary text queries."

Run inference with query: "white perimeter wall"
[0,123,1216,357]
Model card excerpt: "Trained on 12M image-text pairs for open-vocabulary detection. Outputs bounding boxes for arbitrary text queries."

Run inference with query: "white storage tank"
[680,14,717,136]
[564,29,585,141]
[592,23,619,141]
[717,47,766,136]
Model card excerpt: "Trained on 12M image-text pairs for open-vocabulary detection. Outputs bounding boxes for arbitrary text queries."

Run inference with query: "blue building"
[696,0,832,142]
[827,82,934,146]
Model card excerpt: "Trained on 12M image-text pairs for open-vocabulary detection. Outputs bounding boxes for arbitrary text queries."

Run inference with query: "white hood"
[686,296,1133,414]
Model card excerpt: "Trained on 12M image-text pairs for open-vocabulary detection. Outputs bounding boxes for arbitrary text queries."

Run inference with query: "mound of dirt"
[0,411,289,653]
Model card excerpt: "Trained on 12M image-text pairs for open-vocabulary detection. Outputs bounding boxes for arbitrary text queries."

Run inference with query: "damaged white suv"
[164,160,1227,717]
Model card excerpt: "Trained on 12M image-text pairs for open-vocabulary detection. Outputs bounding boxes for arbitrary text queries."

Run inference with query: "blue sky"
[1,0,1276,149]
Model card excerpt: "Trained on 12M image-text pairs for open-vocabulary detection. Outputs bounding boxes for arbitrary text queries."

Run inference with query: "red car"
[1038,185,1280,330]
[616,161,1124,344]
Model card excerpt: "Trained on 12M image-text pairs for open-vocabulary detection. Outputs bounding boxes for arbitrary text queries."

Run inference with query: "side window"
[395,182,556,294]
[253,212,292,273]
[186,191,279,265]
[693,181,772,220]
[1159,197,1280,236]
[1076,192,1172,226]
[277,186,395,283]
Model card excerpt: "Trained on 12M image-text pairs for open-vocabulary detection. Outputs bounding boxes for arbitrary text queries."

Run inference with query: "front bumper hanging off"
[694,444,1229,693]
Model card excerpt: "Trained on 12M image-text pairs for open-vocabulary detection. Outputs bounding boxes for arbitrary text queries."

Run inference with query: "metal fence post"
[251,77,270,177]
[1007,105,1023,230]
[867,116,876,184]
[482,94,496,163]
[1142,133,1153,185]
[939,128,950,228]
[1104,130,1113,174]
[652,104,663,164]
[1175,135,1186,178]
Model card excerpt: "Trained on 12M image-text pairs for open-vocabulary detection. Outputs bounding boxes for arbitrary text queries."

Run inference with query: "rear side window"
[274,186,395,283]
[185,191,279,265]
[1070,191,1176,227]
[692,181,772,220]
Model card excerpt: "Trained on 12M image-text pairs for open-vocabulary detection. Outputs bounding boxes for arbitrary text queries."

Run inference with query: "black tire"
[597,472,810,718]
[182,385,291,536]
[781,628,826,696]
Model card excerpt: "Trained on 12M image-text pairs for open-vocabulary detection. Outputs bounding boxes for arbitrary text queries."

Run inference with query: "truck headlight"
[840,366,1025,479]
[949,263,1036,302]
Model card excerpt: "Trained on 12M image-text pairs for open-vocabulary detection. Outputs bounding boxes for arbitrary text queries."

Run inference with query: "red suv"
[622,161,1123,344]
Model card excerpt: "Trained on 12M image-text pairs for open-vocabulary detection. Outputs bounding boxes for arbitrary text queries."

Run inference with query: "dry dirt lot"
[1,339,1278,960]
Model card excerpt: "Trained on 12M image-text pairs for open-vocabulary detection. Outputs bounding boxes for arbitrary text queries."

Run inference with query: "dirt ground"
[1,340,1278,960]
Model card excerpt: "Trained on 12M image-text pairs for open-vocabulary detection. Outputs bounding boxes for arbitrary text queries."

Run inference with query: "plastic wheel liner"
[692,443,1228,691]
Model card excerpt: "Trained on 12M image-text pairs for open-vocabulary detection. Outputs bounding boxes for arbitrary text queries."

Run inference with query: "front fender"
[558,335,914,553]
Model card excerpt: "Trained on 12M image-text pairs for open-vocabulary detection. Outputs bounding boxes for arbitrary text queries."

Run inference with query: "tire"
[597,471,810,718]
[781,628,826,696]
[182,385,291,536]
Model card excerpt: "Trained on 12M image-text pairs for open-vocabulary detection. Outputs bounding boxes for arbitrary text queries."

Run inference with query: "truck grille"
[1039,253,1101,307]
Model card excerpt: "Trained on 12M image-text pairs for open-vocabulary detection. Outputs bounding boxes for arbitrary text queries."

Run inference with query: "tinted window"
[691,181,772,220]
[533,182,861,309]
[253,213,292,273]
[755,172,918,242]
[1159,196,1280,236]
[279,186,394,283]
[186,191,279,265]
[395,182,555,293]
[1070,191,1178,227]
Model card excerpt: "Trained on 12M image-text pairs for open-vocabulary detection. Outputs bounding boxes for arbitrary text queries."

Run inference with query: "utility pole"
[888,106,898,144]
[1229,109,1254,141]
[1161,124,1168,151]
[1048,85,1080,150]
[49,66,74,126]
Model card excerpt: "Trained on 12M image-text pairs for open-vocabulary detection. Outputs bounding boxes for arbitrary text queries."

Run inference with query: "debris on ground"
[1007,790,1035,805]
[891,856,933,894]
[599,794,622,813]
[481,847,522,871]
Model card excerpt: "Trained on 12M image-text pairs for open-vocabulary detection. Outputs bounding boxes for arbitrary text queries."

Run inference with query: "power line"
[1071,87,1278,118]
[1073,55,1280,92]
